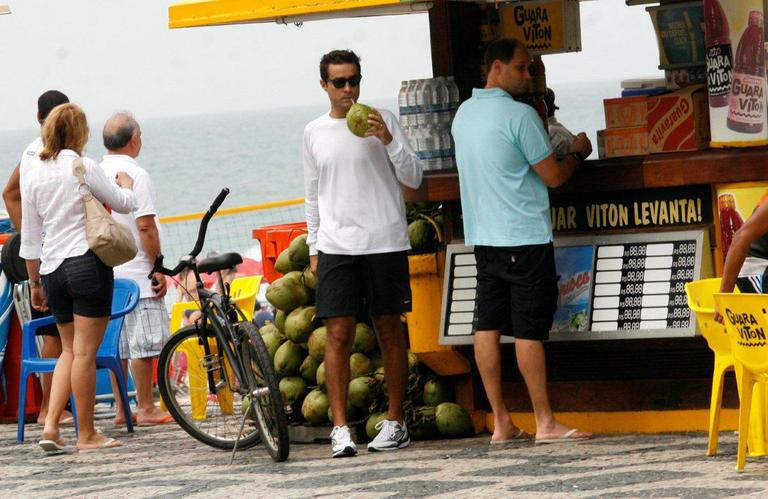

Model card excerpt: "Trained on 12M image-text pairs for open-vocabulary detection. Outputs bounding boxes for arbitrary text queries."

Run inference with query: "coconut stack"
[263,233,470,440]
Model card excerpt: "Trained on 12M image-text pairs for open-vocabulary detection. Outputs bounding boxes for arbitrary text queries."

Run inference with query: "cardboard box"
[647,84,710,154]
[602,126,648,158]
[604,96,647,129]
[646,1,705,68]
[596,129,605,159]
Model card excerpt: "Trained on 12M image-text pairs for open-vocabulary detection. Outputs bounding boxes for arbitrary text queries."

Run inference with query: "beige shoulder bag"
[72,158,137,267]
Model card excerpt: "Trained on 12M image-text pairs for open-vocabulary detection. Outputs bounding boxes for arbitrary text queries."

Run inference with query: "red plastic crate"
[252,221,308,283]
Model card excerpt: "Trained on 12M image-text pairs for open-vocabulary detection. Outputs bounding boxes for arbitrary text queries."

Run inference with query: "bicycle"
[152,188,290,462]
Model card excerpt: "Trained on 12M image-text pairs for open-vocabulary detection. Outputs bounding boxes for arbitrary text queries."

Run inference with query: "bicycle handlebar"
[150,188,230,278]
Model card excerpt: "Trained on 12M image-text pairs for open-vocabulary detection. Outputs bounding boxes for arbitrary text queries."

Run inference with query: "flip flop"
[490,428,534,445]
[76,438,122,453]
[535,428,592,445]
[39,438,75,454]
[137,414,174,427]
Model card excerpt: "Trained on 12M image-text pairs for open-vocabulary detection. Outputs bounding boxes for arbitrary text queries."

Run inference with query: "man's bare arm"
[136,214,167,297]
[531,133,592,188]
[3,164,21,229]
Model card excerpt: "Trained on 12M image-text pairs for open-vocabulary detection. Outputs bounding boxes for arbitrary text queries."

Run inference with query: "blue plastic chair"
[16,278,140,443]
[0,275,13,403]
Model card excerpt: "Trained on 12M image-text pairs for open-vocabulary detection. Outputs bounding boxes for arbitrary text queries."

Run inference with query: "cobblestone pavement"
[4,420,768,498]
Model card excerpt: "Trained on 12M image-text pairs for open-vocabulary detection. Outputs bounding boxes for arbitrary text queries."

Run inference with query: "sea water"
[0,80,618,218]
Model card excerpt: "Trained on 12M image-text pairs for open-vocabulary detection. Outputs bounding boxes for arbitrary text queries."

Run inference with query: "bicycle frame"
[152,187,253,397]
[190,271,250,398]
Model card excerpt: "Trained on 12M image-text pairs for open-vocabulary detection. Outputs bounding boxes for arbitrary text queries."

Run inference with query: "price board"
[438,229,711,345]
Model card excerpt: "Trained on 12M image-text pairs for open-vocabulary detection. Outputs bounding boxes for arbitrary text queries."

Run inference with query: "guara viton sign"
[726,309,767,346]
[549,185,713,233]
[500,0,570,54]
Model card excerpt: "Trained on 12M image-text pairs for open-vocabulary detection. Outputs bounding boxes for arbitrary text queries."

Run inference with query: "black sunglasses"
[328,74,362,89]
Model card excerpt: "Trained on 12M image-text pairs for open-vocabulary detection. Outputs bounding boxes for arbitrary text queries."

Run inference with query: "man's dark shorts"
[473,243,558,341]
[315,250,412,319]
[41,251,114,324]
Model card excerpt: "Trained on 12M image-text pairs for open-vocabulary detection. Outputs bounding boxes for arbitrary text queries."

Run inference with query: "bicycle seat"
[197,252,243,274]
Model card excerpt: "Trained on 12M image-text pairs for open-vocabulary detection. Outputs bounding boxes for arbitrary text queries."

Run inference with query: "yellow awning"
[168,0,431,29]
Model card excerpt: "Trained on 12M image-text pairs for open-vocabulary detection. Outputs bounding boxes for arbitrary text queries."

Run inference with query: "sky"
[0,0,661,132]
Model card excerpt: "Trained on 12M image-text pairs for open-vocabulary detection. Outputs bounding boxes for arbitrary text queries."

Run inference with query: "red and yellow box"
[604,95,647,129]
[647,85,710,154]
[601,126,649,158]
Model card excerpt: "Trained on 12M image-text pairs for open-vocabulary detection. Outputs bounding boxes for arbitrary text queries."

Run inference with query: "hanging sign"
[499,0,581,55]
[549,185,713,233]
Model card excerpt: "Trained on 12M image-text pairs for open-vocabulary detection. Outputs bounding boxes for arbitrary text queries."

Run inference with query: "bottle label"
[706,44,732,98]
[728,72,766,128]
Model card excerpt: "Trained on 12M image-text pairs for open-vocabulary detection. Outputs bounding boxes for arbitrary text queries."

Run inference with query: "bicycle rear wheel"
[239,321,290,462]
[157,325,261,450]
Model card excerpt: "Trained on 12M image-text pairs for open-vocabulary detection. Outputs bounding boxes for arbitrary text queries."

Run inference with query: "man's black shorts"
[315,250,412,319]
[473,243,558,341]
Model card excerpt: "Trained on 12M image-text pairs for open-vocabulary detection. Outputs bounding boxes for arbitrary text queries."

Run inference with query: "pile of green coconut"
[262,233,473,440]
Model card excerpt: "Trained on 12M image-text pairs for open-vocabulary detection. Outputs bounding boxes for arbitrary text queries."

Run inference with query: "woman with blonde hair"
[19,103,138,453]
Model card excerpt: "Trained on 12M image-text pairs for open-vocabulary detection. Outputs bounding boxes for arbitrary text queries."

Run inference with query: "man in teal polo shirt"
[452,38,593,445]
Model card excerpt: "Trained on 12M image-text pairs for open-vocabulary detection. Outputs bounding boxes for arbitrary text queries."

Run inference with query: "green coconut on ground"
[273,340,305,377]
[301,388,330,425]
[307,326,327,362]
[435,402,473,438]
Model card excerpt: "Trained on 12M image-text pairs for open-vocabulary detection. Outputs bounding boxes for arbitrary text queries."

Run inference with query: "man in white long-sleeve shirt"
[303,49,423,458]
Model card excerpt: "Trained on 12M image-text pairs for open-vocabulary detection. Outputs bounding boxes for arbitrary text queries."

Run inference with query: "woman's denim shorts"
[41,250,113,324]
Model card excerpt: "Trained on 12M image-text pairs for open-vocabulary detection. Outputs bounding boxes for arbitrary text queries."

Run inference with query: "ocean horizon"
[0,79,622,219]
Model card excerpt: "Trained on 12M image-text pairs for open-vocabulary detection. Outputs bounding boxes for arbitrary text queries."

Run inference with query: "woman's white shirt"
[19,149,137,275]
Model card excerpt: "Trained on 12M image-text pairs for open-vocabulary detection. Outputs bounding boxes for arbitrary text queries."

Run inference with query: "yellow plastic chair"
[685,278,735,456]
[714,292,768,471]
[228,275,261,320]
[168,275,262,420]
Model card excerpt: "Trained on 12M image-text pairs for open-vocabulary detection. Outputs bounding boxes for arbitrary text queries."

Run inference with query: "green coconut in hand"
[347,102,374,137]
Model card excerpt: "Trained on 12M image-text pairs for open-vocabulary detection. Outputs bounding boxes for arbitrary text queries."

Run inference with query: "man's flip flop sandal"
[490,428,534,445]
[535,428,592,445]
[76,438,122,453]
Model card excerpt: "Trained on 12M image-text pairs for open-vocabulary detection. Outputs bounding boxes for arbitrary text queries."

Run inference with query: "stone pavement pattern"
[4,421,768,498]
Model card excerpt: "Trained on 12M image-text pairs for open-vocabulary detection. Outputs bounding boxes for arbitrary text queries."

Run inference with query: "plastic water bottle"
[446,76,460,112]
[406,80,419,112]
[421,124,439,171]
[415,80,430,125]
[432,77,450,113]
[398,80,410,118]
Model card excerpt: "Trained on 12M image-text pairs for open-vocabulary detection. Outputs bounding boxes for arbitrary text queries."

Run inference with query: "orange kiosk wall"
[1,304,42,423]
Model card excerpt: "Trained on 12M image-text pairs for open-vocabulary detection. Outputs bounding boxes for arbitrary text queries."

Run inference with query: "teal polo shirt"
[451,87,554,247]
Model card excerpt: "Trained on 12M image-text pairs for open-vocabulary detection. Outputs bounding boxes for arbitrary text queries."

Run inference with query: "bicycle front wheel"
[157,325,261,450]
[239,321,290,462]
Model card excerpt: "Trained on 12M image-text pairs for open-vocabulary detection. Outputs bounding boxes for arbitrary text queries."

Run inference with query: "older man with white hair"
[101,112,172,426]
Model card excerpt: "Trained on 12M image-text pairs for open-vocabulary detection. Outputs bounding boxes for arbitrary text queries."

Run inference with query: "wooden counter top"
[404,146,768,202]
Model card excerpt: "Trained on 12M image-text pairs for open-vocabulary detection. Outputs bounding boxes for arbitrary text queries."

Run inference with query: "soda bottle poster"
[552,245,594,333]
[714,182,768,270]
[706,0,768,147]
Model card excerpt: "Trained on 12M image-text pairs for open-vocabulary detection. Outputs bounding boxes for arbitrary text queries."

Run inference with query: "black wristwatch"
[569,152,584,162]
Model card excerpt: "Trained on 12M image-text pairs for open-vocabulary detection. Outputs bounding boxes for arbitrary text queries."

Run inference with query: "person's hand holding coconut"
[347,103,392,145]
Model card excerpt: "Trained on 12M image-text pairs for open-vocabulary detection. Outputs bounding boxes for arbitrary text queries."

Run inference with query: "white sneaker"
[367,419,410,452]
[330,425,357,458]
